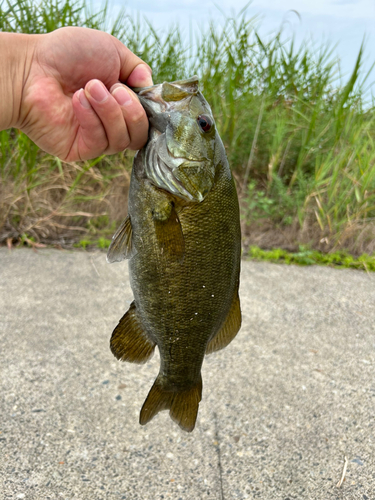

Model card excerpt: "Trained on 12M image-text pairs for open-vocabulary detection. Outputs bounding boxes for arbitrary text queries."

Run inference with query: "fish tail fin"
[169,376,202,432]
[139,375,202,432]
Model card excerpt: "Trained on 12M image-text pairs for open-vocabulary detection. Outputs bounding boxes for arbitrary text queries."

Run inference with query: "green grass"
[73,236,111,249]
[248,245,375,272]
[1,0,375,256]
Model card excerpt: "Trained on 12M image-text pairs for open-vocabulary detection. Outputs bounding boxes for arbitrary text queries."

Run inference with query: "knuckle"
[128,133,148,151]
[117,136,131,151]
[87,136,108,155]
[128,108,146,126]
[106,133,130,154]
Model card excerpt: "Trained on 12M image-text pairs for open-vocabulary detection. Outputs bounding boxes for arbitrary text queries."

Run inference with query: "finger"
[84,79,132,154]
[70,88,109,161]
[111,37,153,86]
[126,63,153,88]
[110,83,149,150]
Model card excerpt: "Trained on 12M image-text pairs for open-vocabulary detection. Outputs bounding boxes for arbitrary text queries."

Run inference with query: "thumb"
[112,36,153,87]
[126,63,153,88]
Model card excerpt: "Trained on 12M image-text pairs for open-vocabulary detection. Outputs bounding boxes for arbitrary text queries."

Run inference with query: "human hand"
[15,27,153,161]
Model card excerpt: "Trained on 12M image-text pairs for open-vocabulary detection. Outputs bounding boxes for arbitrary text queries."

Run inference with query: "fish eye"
[197,115,212,133]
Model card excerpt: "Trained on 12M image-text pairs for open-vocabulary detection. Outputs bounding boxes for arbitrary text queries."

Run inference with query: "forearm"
[0,32,36,130]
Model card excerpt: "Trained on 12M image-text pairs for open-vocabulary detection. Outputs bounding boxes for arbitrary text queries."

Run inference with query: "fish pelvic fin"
[107,215,134,263]
[206,291,241,354]
[110,302,155,364]
[139,375,202,432]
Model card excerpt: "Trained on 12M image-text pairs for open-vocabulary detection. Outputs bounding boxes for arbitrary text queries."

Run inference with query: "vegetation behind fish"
[1,0,375,257]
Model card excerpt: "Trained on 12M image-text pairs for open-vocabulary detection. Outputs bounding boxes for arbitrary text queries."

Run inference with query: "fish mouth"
[133,76,199,118]
[132,75,199,97]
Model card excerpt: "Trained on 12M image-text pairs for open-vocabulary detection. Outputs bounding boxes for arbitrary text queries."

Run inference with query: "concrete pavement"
[1,248,374,499]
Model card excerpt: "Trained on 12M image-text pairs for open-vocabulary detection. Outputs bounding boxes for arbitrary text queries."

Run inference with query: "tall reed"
[1,0,374,253]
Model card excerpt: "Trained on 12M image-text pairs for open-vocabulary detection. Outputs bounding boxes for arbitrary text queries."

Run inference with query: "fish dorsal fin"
[110,301,156,364]
[206,292,241,354]
[106,215,134,263]
[154,205,185,263]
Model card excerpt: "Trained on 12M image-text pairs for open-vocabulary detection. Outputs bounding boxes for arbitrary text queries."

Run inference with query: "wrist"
[0,33,38,130]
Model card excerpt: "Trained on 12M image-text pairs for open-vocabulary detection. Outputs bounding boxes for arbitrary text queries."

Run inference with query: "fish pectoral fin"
[154,205,185,263]
[110,301,155,364]
[106,215,134,263]
[206,292,241,354]
[140,375,202,433]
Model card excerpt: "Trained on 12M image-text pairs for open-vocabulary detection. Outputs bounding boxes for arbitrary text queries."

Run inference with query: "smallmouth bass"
[107,76,241,432]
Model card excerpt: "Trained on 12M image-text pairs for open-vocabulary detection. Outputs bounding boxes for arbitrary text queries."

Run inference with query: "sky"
[112,0,375,92]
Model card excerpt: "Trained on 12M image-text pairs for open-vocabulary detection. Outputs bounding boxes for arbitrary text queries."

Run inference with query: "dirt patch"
[241,218,375,257]
[0,161,131,247]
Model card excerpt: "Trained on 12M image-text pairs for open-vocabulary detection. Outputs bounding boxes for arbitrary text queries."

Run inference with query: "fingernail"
[127,64,154,88]
[87,80,109,103]
[142,64,153,76]
[78,88,91,109]
[112,86,133,107]
[138,64,153,86]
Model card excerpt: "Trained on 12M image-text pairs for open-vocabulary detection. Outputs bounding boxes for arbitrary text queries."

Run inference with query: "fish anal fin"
[110,302,155,364]
[107,215,134,263]
[154,205,185,263]
[206,292,241,354]
[140,375,202,432]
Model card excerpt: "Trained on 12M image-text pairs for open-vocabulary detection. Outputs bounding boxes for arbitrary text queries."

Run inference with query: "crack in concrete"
[214,412,225,500]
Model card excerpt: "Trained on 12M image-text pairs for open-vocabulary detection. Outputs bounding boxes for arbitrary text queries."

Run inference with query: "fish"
[107,76,241,432]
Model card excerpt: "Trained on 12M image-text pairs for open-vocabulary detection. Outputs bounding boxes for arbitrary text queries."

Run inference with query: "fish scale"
[107,76,241,432]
